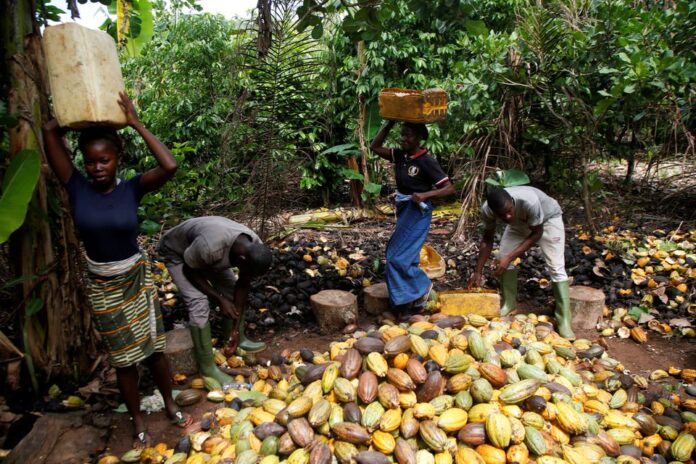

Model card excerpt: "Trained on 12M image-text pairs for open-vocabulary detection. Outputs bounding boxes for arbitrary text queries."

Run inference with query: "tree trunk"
[2,0,96,385]
[579,147,596,233]
[344,40,370,208]
[256,0,272,58]
[355,41,370,201]
[624,129,635,185]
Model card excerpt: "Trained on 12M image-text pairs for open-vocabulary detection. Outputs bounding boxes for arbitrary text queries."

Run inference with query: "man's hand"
[495,255,514,276]
[218,298,239,320]
[467,272,483,289]
[411,192,426,204]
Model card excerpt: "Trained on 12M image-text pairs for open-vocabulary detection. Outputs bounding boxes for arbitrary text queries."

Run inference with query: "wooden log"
[310,290,358,332]
[364,282,390,315]
[164,328,198,375]
[569,286,605,330]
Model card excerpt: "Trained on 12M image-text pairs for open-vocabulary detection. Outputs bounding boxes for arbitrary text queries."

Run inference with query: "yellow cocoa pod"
[485,413,511,448]
[437,408,468,433]
[475,444,506,464]
[286,397,313,418]
[429,344,448,367]
[414,402,436,420]
[249,408,275,425]
[372,430,396,454]
[367,352,389,377]
[410,335,430,358]
[394,353,410,370]
[468,403,499,423]
[399,391,418,409]
[506,444,529,464]
[455,445,485,464]
[380,407,402,432]
[321,363,339,393]
[555,402,588,435]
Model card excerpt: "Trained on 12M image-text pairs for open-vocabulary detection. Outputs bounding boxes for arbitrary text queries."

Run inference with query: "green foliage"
[112,0,694,225]
[0,149,41,243]
[238,0,329,234]
[484,169,530,188]
[121,10,249,224]
[300,143,362,191]
[99,0,155,57]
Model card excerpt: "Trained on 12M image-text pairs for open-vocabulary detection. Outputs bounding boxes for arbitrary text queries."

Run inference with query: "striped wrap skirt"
[86,252,166,368]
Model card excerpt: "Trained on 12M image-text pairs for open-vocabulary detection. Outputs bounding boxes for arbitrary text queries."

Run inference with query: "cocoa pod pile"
[101,311,696,464]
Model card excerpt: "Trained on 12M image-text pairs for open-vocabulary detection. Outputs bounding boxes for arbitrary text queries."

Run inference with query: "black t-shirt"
[391,148,449,195]
[66,171,144,262]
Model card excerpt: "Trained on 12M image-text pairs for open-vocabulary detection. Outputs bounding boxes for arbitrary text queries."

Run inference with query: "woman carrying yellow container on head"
[370,119,454,319]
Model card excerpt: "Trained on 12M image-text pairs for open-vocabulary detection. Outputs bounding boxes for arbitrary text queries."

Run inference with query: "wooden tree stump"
[364,283,390,315]
[5,412,108,464]
[310,290,358,332]
[569,286,605,330]
[164,328,198,375]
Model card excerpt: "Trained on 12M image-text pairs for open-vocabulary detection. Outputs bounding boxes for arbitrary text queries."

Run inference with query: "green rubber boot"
[552,280,576,339]
[237,312,266,353]
[189,323,233,386]
[500,269,519,316]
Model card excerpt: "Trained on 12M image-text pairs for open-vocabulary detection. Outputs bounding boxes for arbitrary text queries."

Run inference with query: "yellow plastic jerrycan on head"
[43,23,127,129]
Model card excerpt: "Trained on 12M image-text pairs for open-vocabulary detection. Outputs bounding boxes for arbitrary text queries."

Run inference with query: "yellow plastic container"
[43,23,127,129]
[419,244,446,279]
[378,88,447,123]
[437,289,501,318]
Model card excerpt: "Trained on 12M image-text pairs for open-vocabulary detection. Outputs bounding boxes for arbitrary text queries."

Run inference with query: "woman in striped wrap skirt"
[43,91,191,447]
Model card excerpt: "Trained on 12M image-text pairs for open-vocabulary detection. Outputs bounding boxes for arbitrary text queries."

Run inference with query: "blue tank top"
[66,171,144,263]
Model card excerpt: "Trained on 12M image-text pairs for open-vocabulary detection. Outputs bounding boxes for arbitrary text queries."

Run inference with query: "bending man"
[468,187,574,339]
[158,216,272,385]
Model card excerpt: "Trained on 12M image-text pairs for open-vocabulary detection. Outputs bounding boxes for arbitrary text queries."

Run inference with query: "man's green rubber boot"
[189,323,233,386]
[552,280,576,339]
[237,312,266,353]
[500,269,519,316]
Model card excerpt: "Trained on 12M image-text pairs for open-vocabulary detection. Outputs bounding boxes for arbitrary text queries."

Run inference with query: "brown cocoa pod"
[340,348,362,380]
[287,417,314,447]
[309,442,332,464]
[406,358,427,385]
[387,368,416,391]
[434,316,466,329]
[358,371,378,404]
[417,370,445,403]
[355,451,390,464]
[479,363,508,388]
[384,335,411,356]
[302,363,329,385]
[458,423,486,446]
[378,383,400,409]
[253,422,286,440]
[331,422,371,445]
[343,402,362,423]
[278,432,297,456]
[354,337,385,355]
[394,438,416,464]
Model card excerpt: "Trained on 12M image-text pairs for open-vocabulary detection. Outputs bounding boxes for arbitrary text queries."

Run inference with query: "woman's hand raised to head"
[118,91,141,128]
